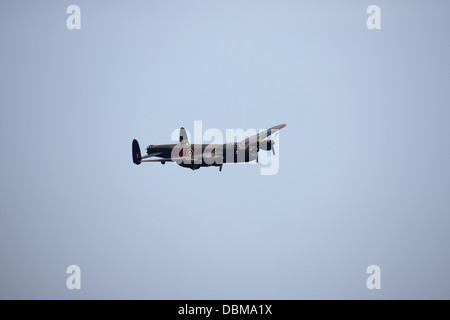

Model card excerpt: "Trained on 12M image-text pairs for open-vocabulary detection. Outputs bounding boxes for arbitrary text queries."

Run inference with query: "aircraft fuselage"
[147,143,258,170]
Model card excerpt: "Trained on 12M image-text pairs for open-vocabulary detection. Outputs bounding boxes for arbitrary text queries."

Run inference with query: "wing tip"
[274,124,286,130]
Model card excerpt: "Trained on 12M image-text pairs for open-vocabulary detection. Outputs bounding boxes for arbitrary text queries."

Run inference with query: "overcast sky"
[1,0,449,299]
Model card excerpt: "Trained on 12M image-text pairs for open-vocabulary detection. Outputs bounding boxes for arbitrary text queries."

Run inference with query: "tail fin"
[132,139,142,165]
[180,127,188,143]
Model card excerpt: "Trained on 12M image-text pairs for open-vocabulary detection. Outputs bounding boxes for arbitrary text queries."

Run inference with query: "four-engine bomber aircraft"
[132,124,286,172]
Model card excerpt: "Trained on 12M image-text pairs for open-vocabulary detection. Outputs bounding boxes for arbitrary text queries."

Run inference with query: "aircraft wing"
[141,154,223,163]
[242,124,286,147]
[141,156,185,163]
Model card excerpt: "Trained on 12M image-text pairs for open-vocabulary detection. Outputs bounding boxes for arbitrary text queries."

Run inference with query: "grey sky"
[1,1,449,299]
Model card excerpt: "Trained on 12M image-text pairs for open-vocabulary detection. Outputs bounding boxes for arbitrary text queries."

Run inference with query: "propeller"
[271,132,278,156]
[253,131,280,163]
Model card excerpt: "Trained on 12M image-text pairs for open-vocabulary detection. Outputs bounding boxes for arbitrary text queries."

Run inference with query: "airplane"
[132,124,286,172]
